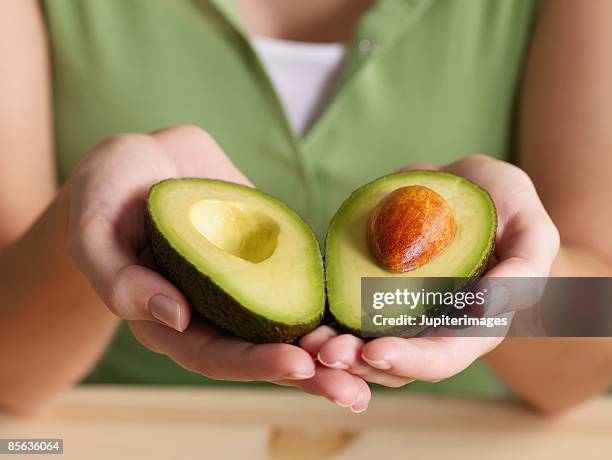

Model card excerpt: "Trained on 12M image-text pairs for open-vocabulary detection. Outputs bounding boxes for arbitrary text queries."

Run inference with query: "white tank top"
[251,36,348,137]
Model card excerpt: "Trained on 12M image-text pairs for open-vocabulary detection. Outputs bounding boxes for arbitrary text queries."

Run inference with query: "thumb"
[398,163,441,173]
[480,260,548,316]
[151,125,253,187]
[110,263,191,332]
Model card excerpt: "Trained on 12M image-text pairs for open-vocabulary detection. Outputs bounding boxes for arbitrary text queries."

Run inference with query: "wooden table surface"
[0,386,610,460]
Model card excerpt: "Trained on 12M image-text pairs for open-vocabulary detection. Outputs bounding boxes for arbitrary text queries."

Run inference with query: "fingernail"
[149,295,184,332]
[350,404,367,414]
[284,369,316,380]
[333,399,352,408]
[317,353,349,370]
[487,286,509,316]
[361,354,392,370]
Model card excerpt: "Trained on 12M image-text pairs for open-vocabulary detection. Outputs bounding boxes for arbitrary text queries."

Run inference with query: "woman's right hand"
[67,125,370,412]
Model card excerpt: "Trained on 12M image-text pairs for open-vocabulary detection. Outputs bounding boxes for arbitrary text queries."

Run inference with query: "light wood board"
[1,386,610,460]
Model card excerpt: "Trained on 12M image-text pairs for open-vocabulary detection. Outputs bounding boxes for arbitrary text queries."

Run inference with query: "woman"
[1,0,611,415]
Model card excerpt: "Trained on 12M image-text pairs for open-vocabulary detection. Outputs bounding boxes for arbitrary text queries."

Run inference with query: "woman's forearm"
[0,186,119,414]
[485,244,612,414]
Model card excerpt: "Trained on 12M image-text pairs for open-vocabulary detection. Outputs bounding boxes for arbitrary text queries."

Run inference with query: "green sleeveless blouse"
[43,0,538,397]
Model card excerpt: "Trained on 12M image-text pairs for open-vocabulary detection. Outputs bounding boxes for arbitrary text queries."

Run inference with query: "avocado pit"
[368,185,457,272]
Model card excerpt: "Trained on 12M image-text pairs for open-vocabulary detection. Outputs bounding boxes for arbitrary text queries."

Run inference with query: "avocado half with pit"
[145,179,325,343]
[325,171,497,335]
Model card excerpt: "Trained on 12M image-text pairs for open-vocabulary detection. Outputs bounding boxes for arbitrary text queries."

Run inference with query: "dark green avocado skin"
[145,206,323,344]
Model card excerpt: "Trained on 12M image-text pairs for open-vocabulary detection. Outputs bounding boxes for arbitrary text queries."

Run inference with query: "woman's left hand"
[300,155,560,388]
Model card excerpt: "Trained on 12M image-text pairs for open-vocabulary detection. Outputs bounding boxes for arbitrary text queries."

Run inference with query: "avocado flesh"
[146,179,325,343]
[325,171,497,334]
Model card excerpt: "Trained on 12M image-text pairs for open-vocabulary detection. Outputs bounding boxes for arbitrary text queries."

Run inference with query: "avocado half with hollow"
[325,171,497,335]
[145,179,325,343]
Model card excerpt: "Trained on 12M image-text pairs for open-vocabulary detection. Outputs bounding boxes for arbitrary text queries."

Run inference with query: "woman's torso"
[43,0,538,396]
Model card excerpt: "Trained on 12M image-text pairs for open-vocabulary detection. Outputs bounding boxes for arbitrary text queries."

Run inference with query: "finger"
[480,264,548,316]
[150,125,253,186]
[494,214,560,278]
[348,378,372,413]
[70,213,191,331]
[440,155,559,275]
[361,336,500,382]
[479,213,558,316]
[398,163,441,172]
[129,319,316,381]
[317,334,412,388]
[317,334,365,370]
[278,366,371,412]
[299,325,339,357]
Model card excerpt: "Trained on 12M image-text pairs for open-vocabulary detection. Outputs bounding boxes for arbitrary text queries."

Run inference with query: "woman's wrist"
[0,181,120,413]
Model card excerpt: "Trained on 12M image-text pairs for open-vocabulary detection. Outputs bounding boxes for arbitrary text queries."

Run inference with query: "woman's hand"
[68,125,371,411]
[300,155,560,389]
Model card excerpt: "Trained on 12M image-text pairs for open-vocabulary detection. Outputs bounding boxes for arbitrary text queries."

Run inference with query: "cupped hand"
[301,155,560,388]
[67,125,370,411]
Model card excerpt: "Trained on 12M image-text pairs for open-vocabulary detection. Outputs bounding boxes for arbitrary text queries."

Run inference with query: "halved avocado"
[146,179,325,343]
[325,171,497,334]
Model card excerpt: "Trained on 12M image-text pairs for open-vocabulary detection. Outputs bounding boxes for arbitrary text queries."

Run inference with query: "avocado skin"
[145,206,323,344]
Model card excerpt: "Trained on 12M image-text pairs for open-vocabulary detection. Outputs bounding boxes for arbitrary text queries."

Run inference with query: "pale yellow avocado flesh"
[326,171,497,332]
[148,179,324,324]
[189,200,280,264]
